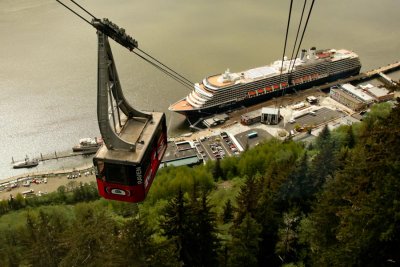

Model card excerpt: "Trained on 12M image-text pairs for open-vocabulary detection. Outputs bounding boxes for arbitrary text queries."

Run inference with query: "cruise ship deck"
[169,99,194,111]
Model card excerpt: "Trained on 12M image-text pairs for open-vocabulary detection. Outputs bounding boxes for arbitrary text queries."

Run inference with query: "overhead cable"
[57,0,194,91]
[279,0,294,85]
[289,0,316,74]
[287,0,308,73]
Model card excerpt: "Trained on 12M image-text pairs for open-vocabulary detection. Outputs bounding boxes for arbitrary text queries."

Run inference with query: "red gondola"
[94,114,167,202]
[88,19,168,203]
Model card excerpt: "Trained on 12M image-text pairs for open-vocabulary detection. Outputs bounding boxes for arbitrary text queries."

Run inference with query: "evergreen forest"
[0,102,399,267]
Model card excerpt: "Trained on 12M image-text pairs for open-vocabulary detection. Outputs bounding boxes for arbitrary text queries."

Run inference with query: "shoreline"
[0,163,96,200]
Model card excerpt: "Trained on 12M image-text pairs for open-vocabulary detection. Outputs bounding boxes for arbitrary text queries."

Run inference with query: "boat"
[169,47,361,118]
[13,157,39,169]
[72,137,103,153]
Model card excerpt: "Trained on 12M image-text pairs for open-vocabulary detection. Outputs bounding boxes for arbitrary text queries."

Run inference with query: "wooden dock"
[365,61,400,76]
[12,149,97,165]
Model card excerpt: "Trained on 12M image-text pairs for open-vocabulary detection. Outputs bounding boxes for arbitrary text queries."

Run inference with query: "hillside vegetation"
[0,102,399,267]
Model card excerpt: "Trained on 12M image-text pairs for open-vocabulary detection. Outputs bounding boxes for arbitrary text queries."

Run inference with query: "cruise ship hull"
[171,67,360,119]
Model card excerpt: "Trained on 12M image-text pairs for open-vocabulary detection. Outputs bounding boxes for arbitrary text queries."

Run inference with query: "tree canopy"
[0,103,398,267]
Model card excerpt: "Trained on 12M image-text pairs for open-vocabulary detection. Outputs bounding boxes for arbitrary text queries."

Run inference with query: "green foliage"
[1,104,399,266]
[222,199,234,224]
[160,187,220,267]
[147,165,214,204]
[362,102,392,128]
[228,213,262,267]
[0,182,100,217]
[209,178,243,217]
[159,188,190,266]
[277,152,313,212]
[0,225,26,266]
[24,209,69,266]
[315,124,331,150]
[301,105,400,266]
[218,155,240,179]
[60,203,122,267]
[118,214,175,267]
[275,209,303,264]
[234,174,264,224]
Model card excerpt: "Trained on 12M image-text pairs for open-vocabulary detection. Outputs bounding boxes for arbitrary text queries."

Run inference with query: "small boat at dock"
[72,137,103,153]
[13,157,39,169]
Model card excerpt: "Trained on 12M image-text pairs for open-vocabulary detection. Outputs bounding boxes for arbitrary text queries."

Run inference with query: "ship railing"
[195,83,213,98]
[186,94,203,108]
[190,91,207,103]
[201,78,220,91]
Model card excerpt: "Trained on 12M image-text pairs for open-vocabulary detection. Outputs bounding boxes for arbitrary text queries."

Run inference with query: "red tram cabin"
[93,113,167,203]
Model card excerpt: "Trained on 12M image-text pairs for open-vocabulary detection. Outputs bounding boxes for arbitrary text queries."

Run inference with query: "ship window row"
[328,63,359,72]
[330,58,360,68]
[204,75,292,106]
[291,68,328,79]
[216,77,288,95]
[292,64,329,76]
[330,60,359,68]
[211,93,241,103]
[328,62,360,73]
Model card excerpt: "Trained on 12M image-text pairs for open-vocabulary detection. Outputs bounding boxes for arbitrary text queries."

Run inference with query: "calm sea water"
[1,0,399,179]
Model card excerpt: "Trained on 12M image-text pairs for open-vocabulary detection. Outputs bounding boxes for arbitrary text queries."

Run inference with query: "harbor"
[2,61,399,187]
[148,62,400,168]
[2,60,398,197]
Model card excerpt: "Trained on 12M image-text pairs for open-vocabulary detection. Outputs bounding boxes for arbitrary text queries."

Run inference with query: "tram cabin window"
[96,161,140,186]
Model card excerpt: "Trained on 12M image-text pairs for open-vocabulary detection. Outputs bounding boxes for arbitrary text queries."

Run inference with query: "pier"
[378,72,398,87]
[298,61,400,93]
[12,150,96,166]
[365,61,400,76]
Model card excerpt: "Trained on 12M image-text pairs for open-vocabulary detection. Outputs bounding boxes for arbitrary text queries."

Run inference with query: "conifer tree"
[194,191,220,267]
[344,124,355,148]
[160,188,193,266]
[303,106,400,266]
[278,152,314,212]
[222,199,233,224]
[119,215,156,266]
[212,158,223,181]
[255,186,281,266]
[310,140,336,191]
[275,210,302,264]
[24,210,68,267]
[228,214,262,267]
[0,228,24,267]
[234,174,263,225]
[59,204,121,267]
[316,124,331,149]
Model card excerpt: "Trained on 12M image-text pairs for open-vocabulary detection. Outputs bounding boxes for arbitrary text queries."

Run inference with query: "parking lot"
[198,132,240,161]
[235,129,273,150]
[283,107,344,132]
